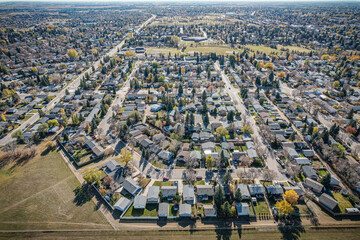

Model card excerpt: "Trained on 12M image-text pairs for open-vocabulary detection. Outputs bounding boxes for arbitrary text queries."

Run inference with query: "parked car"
[196,176,202,180]
[146,174,151,178]
[163,177,169,181]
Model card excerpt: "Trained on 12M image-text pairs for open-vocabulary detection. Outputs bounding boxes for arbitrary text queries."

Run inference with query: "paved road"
[0,15,156,146]
[214,62,286,181]
[97,61,141,134]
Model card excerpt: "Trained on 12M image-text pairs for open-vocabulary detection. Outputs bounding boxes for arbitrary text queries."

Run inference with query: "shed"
[133,195,146,209]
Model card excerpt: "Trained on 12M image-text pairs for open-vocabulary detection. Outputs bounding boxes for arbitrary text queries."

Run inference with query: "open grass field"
[241,44,311,55]
[184,46,241,55]
[0,144,110,230]
[2,228,360,240]
[146,47,181,55]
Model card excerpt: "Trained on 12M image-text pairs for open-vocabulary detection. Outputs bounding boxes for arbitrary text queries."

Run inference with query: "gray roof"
[133,195,147,208]
[283,186,303,197]
[196,185,214,196]
[158,202,169,217]
[319,193,338,210]
[266,185,284,195]
[247,149,259,159]
[161,186,177,196]
[236,184,251,198]
[203,205,217,216]
[295,157,311,165]
[183,185,195,201]
[236,202,250,216]
[304,178,324,194]
[147,186,160,200]
[105,160,120,172]
[179,203,191,216]
[123,177,141,195]
[114,197,131,211]
[248,184,264,196]
[302,165,317,179]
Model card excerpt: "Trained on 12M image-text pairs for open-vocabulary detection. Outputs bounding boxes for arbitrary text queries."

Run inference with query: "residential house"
[179,203,192,217]
[147,186,160,204]
[114,197,131,212]
[248,184,265,198]
[133,195,147,209]
[265,185,284,201]
[319,193,338,211]
[302,166,318,180]
[123,177,142,196]
[236,202,250,216]
[161,186,177,200]
[203,205,217,217]
[196,185,214,201]
[158,202,169,218]
[304,178,324,194]
[183,185,196,204]
[236,184,251,200]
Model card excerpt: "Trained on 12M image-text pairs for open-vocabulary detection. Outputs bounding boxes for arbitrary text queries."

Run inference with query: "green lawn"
[317,169,328,177]
[0,146,110,230]
[146,47,181,55]
[332,192,353,213]
[124,204,158,217]
[184,46,241,55]
[294,204,310,215]
[169,204,178,217]
[195,180,205,185]
[253,200,270,215]
[153,181,175,187]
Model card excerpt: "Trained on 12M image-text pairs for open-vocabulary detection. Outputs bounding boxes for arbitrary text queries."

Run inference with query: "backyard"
[124,204,158,217]
[332,192,353,213]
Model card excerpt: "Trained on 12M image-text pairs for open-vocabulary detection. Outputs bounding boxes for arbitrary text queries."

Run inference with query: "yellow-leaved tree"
[118,147,133,168]
[275,200,294,215]
[67,49,78,59]
[83,168,103,185]
[283,190,299,205]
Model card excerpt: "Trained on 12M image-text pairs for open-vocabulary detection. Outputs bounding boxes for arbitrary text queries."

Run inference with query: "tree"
[1,113,6,121]
[206,155,214,169]
[103,176,113,187]
[203,113,209,127]
[11,129,24,143]
[347,109,354,119]
[235,188,242,203]
[221,201,232,217]
[67,49,78,59]
[214,185,225,208]
[216,126,228,138]
[263,169,276,182]
[333,81,340,88]
[345,126,357,135]
[174,192,181,205]
[48,119,59,127]
[275,200,294,216]
[283,190,299,206]
[38,123,49,137]
[241,125,253,135]
[320,173,331,189]
[45,141,55,151]
[222,171,233,185]
[227,111,234,122]
[118,147,133,168]
[265,62,274,71]
[83,168,102,185]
